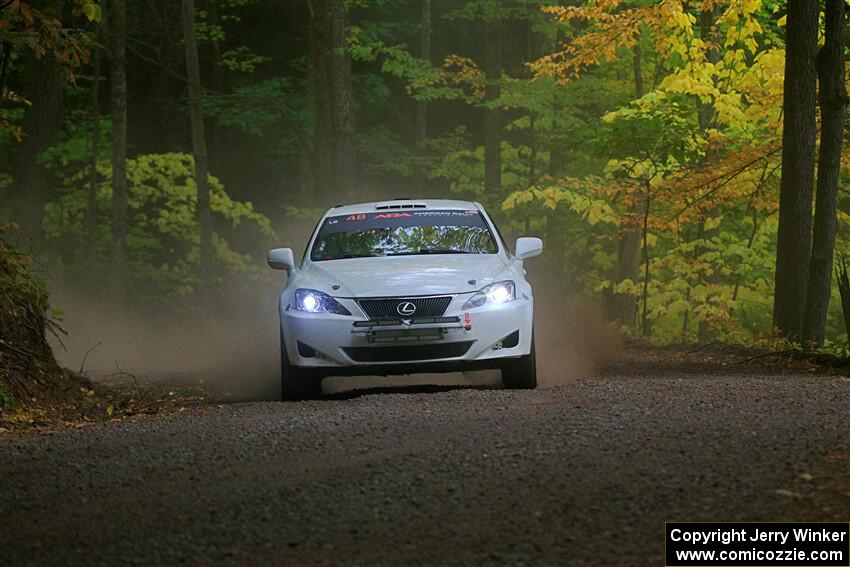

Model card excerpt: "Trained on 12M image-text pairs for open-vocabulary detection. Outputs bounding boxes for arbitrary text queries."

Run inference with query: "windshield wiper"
[337,253,376,259]
[385,249,470,256]
[418,248,469,254]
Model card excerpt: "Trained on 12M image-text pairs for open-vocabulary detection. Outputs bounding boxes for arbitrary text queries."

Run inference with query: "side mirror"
[267,248,296,271]
[515,237,543,260]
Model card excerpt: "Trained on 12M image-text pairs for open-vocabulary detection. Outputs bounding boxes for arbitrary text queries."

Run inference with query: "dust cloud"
[50,283,282,401]
[49,265,620,400]
[530,275,622,387]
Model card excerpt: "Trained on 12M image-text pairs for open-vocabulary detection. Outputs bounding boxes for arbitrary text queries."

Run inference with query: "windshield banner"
[321,210,484,234]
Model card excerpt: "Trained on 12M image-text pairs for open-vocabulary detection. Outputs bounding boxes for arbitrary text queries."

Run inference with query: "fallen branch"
[734,349,797,365]
[104,361,141,394]
[78,341,102,375]
[685,341,724,354]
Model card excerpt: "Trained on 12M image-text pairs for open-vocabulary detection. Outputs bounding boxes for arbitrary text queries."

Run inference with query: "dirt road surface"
[2,358,849,565]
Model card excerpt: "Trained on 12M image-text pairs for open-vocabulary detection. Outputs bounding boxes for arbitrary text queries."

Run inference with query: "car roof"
[327,199,483,217]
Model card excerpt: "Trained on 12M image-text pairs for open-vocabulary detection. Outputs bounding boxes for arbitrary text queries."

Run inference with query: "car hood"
[298,254,509,297]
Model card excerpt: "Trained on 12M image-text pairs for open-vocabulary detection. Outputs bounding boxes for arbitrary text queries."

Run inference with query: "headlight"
[294,289,351,315]
[461,280,516,310]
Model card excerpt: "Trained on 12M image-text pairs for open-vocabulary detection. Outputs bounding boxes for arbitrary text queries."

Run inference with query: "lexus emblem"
[397,301,416,316]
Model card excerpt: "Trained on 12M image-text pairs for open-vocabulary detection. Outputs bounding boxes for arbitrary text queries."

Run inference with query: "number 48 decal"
[345,214,366,221]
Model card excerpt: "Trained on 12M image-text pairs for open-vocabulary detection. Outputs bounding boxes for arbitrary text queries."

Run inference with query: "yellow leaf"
[704,215,722,231]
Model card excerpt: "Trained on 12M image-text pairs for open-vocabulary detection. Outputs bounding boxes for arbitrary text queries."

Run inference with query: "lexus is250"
[267,199,543,400]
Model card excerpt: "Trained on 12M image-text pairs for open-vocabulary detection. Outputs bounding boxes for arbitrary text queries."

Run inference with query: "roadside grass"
[0,383,17,410]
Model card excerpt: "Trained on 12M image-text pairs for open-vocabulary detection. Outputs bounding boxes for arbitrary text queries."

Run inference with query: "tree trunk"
[605,42,644,328]
[415,0,430,147]
[309,0,332,203]
[696,4,721,343]
[86,37,102,282]
[205,0,225,163]
[5,0,63,251]
[696,5,720,132]
[0,41,11,97]
[109,0,129,309]
[609,201,643,327]
[414,0,431,195]
[837,258,850,345]
[802,0,847,347]
[632,42,644,101]
[182,0,214,299]
[773,0,818,342]
[483,16,501,196]
[329,0,356,202]
[640,180,652,338]
[547,23,564,177]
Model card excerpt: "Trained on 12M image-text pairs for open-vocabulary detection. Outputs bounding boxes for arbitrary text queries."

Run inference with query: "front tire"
[501,334,537,389]
[280,333,322,401]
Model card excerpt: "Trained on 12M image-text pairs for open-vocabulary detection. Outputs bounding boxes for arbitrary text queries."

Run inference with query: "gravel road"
[2,367,849,566]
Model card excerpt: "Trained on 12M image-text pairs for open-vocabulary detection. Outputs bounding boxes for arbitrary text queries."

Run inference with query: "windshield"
[310,209,498,261]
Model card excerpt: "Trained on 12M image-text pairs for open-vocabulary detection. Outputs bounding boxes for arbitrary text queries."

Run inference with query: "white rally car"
[267,199,542,400]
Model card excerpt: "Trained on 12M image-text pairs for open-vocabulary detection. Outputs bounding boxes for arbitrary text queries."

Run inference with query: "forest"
[7,2,850,562]
[2,0,850,399]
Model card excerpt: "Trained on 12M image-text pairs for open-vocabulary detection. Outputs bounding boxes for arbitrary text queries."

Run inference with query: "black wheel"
[501,334,537,389]
[280,332,322,401]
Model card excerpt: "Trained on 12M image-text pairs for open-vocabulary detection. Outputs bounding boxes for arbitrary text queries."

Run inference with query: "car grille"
[344,341,473,363]
[357,296,453,320]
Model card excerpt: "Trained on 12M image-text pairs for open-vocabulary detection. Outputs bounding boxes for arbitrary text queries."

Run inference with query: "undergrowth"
[0,223,70,407]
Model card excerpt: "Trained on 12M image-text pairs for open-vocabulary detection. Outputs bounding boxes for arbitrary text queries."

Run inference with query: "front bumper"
[281,293,533,370]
